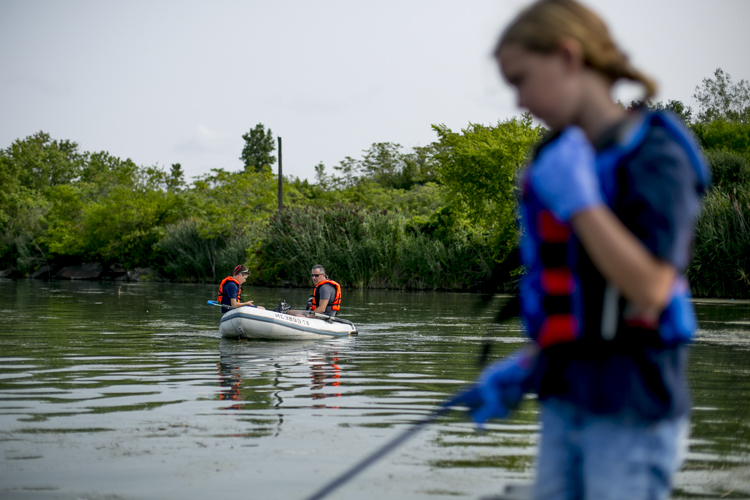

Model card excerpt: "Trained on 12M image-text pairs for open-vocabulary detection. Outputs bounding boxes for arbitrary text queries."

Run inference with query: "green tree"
[648,100,693,124]
[433,114,543,227]
[156,169,275,280]
[0,131,88,271]
[2,131,87,191]
[403,144,440,186]
[44,158,186,268]
[240,123,276,173]
[325,142,440,191]
[432,114,543,264]
[77,185,179,268]
[0,178,49,271]
[79,152,139,192]
[692,120,750,155]
[660,100,694,124]
[625,99,693,124]
[313,162,332,191]
[332,156,361,189]
[359,142,440,190]
[360,142,406,187]
[167,163,186,192]
[41,183,88,259]
[693,68,750,124]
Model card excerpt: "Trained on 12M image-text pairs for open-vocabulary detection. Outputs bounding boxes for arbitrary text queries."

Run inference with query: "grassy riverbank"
[2,70,749,296]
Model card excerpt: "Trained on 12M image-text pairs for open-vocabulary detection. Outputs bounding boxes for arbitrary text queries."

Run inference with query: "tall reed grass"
[156,219,254,282]
[248,205,497,290]
[688,188,750,298]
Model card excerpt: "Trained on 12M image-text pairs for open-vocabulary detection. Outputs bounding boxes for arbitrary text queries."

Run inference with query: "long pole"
[302,406,451,500]
[301,388,473,500]
[278,136,283,212]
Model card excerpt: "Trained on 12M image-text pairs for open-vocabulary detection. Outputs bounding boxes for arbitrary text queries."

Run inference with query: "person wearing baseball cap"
[217,265,265,314]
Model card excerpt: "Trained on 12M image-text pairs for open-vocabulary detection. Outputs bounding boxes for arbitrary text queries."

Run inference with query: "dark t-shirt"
[221,280,239,314]
[315,283,337,316]
[535,117,704,422]
[599,120,702,271]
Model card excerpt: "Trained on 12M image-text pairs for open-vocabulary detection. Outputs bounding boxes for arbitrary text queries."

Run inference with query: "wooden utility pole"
[277,136,283,212]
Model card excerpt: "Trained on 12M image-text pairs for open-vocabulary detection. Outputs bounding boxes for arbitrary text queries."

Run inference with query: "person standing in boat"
[455,1,709,499]
[218,265,265,314]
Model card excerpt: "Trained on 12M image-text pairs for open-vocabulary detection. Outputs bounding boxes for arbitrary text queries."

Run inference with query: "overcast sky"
[2,1,749,182]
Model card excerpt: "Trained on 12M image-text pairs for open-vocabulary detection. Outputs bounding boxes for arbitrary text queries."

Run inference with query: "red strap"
[537,314,579,348]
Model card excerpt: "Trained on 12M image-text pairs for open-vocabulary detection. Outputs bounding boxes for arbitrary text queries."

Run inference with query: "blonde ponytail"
[496,0,657,100]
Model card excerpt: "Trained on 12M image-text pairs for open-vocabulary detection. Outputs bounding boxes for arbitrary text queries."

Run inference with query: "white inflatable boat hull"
[219,306,357,340]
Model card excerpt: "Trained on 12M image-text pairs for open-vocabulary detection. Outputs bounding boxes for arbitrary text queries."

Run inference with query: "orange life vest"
[311,279,341,312]
[217,276,241,304]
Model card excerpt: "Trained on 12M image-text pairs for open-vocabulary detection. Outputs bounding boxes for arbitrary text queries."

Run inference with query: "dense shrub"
[692,120,750,156]
[705,150,750,190]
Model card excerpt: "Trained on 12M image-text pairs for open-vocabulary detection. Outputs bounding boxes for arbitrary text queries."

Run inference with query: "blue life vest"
[519,111,710,349]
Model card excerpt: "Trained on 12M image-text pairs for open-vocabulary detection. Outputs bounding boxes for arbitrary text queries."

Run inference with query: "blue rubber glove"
[451,349,535,426]
[527,126,602,221]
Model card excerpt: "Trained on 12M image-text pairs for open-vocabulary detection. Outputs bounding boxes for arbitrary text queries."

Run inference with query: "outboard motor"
[273,300,291,314]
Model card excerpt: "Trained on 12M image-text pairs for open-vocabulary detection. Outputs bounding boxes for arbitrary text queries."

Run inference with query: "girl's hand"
[451,347,536,426]
[528,126,603,221]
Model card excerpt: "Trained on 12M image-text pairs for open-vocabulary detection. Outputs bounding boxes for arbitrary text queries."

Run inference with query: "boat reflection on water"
[310,349,342,408]
[216,337,352,412]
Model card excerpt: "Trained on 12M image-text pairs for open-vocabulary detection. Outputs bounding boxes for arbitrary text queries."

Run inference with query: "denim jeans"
[533,398,689,500]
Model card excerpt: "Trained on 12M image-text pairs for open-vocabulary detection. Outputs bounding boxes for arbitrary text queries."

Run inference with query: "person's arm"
[530,125,700,315]
[313,299,329,314]
[572,208,675,311]
[230,298,264,309]
[573,128,701,313]
[225,281,261,309]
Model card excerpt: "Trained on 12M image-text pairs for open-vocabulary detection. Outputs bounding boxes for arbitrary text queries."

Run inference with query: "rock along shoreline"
[0,263,168,282]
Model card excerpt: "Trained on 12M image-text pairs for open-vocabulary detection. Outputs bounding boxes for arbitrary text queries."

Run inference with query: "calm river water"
[1,280,749,499]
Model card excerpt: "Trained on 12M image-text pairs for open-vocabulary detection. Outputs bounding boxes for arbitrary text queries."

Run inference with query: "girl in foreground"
[456,0,709,498]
